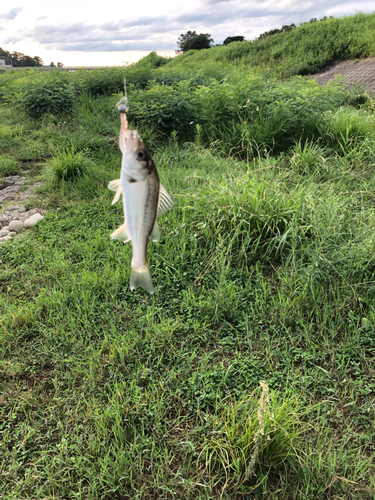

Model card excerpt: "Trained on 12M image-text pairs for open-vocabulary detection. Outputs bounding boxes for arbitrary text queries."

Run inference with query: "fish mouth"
[124,130,140,145]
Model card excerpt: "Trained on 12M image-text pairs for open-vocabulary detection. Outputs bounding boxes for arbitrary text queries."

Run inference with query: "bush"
[0,157,21,176]
[135,51,169,69]
[128,81,195,138]
[318,107,375,153]
[200,383,305,488]
[72,68,127,97]
[6,71,77,119]
[42,147,92,184]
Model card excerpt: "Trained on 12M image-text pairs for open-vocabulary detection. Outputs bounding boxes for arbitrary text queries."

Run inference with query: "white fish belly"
[121,173,156,269]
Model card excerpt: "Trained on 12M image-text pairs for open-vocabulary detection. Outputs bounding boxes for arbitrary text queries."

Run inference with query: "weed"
[42,146,92,184]
[0,156,21,176]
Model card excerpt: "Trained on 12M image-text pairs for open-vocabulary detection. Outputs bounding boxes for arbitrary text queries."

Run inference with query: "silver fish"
[108,125,173,294]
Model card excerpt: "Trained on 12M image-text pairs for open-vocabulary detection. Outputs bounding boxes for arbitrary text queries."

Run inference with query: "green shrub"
[181,171,309,260]
[318,107,375,153]
[0,157,21,176]
[42,147,92,184]
[128,81,195,138]
[72,68,127,97]
[200,383,305,487]
[290,140,328,175]
[135,51,169,69]
[6,72,77,119]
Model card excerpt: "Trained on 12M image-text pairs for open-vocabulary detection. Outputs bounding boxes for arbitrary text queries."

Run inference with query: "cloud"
[8,0,373,53]
[51,40,174,52]
[0,7,23,21]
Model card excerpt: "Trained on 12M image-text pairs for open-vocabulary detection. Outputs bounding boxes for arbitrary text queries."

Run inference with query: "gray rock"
[24,213,44,227]
[0,234,13,242]
[8,220,24,232]
[0,230,9,237]
[8,205,26,212]
[2,225,10,231]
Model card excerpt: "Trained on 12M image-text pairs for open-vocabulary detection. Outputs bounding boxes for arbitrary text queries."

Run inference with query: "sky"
[0,1,374,67]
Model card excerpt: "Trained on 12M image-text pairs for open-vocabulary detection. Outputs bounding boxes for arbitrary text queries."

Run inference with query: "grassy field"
[2,16,375,498]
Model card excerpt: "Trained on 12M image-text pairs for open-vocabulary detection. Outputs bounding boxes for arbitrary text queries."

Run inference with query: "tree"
[223,36,245,45]
[176,31,213,53]
[185,33,213,51]
[50,62,55,67]
[33,56,43,67]
[176,31,197,53]
[3,50,43,66]
[57,62,64,68]
[0,47,12,64]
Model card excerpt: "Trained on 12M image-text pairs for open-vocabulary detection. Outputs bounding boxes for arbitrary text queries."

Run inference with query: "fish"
[108,105,174,294]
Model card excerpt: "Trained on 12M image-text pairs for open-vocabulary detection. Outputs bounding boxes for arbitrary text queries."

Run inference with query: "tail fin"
[130,264,154,294]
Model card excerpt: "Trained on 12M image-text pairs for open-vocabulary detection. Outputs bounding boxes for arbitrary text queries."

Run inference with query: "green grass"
[165,12,375,78]
[1,42,375,498]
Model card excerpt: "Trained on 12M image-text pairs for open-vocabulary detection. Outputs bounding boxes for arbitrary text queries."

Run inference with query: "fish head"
[122,130,154,180]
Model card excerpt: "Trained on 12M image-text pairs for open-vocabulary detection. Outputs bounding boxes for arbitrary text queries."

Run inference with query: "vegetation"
[1,11,375,499]
[223,36,245,45]
[177,31,214,53]
[168,12,375,78]
[0,47,43,67]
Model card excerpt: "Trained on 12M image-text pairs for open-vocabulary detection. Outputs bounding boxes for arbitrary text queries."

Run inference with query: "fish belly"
[121,173,157,269]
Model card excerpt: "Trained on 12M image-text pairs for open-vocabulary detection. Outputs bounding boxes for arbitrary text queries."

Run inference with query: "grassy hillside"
[1,11,375,499]
[165,12,375,77]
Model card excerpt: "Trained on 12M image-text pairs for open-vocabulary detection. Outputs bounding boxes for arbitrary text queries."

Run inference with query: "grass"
[1,34,375,497]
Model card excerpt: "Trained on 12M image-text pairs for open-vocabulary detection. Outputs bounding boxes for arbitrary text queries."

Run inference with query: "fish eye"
[135,150,145,161]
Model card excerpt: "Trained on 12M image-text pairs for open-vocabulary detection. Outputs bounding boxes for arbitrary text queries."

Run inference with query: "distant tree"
[176,31,197,53]
[33,56,43,67]
[281,24,296,32]
[57,62,64,68]
[183,33,213,51]
[176,31,213,53]
[50,62,55,67]
[223,36,245,45]
[258,23,296,39]
[10,51,24,66]
[0,47,12,64]
[5,51,43,66]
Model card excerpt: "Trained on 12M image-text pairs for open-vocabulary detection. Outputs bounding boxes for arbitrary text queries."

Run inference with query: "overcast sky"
[0,1,374,66]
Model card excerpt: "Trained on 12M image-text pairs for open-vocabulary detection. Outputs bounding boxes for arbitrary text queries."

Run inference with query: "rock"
[8,205,26,212]
[2,226,9,231]
[8,231,16,236]
[0,230,9,237]
[0,234,13,242]
[8,220,24,232]
[24,213,44,227]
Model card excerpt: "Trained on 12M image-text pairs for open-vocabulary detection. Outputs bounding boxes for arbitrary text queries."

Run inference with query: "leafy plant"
[42,147,92,184]
[290,140,328,175]
[200,383,305,488]
[0,156,21,176]
[6,72,77,119]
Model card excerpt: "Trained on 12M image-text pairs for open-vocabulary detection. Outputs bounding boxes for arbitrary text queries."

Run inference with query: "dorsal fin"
[157,183,174,217]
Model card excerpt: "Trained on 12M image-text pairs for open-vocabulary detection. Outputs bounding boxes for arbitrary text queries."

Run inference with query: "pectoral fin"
[108,179,121,192]
[112,185,123,205]
[149,219,159,242]
[157,184,174,217]
[111,224,131,243]
[108,179,123,205]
